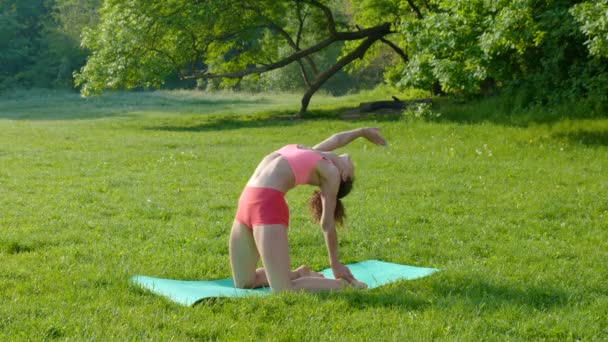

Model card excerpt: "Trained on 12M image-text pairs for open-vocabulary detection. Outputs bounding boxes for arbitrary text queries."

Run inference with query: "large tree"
[75,0,411,114]
[76,0,608,113]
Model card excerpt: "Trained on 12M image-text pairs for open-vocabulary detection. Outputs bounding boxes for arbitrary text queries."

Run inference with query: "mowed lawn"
[1,90,607,340]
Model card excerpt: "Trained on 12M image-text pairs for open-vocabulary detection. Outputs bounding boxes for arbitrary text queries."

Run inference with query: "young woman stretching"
[229,127,387,292]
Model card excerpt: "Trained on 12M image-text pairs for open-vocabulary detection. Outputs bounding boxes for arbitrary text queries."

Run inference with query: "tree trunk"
[297,60,312,87]
[431,80,445,96]
[298,36,382,115]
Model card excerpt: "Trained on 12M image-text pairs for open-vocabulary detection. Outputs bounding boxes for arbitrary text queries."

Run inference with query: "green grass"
[1,88,607,340]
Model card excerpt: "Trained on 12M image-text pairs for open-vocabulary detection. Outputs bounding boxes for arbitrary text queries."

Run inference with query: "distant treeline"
[2,0,607,112]
[0,0,100,90]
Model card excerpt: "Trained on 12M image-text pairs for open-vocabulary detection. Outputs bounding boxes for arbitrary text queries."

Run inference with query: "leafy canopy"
[571,0,608,58]
[75,0,340,95]
[76,0,608,111]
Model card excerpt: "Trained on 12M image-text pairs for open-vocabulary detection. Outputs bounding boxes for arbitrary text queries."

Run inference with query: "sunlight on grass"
[1,89,606,340]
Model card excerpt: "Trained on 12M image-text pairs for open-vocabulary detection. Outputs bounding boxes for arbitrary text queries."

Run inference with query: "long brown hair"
[308,179,353,227]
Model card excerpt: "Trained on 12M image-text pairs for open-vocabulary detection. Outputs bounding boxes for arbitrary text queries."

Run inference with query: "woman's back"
[246,152,295,191]
[246,145,330,192]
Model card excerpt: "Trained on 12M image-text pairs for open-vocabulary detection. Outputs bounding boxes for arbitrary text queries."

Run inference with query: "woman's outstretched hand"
[362,127,387,146]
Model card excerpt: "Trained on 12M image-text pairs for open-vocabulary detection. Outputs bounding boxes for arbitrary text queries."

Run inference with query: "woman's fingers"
[366,127,387,146]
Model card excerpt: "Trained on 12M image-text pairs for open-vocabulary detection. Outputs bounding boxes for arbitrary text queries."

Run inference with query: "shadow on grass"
[431,273,570,312]
[553,130,608,147]
[145,112,302,132]
[190,272,569,314]
[0,90,270,121]
[394,94,607,128]
[145,107,403,133]
[315,285,432,311]
[314,272,570,312]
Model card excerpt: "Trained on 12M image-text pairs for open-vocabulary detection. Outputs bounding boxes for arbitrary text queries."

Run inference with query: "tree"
[75,0,411,114]
[351,0,545,96]
[356,0,607,107]
[76,0,608,114]
[47,0,103,87]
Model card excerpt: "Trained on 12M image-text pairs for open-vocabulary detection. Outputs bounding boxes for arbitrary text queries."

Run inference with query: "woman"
[229,127,387,292]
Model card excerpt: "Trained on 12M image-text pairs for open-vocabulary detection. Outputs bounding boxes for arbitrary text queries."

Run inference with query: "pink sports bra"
[275,144,332,184]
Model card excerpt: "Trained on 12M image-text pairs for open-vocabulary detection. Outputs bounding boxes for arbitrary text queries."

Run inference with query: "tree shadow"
[145,106,406,133]
[429,273,571,312]
[145,111,303,132]
[0,90,271,121]
[553,130,608,147]
[425,95,606,128]
[313,285,432,311]
[311,272,570,313]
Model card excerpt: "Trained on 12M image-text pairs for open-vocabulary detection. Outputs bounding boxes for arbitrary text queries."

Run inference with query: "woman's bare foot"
[295,265,325,278]
[348,279,368,289]
[338,277,368,289]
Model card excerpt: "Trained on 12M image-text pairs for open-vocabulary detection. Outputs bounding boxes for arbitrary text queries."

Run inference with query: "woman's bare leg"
[252,224,346,292]
[230,221,324,289]
[229,221,259,288]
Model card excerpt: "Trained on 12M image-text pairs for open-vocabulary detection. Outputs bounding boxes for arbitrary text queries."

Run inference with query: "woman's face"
[339,153,354,181]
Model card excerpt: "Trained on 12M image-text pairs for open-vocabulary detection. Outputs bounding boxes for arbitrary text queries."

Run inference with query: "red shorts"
[235,187,289,229]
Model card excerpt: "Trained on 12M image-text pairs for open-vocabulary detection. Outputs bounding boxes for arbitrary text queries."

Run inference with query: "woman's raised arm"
[313,127,387,152]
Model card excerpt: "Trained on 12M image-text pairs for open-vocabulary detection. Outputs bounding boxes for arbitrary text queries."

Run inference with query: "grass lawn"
[1,89,607,340]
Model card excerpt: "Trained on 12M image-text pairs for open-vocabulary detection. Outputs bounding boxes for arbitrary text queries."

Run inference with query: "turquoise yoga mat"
[131,260,439,306]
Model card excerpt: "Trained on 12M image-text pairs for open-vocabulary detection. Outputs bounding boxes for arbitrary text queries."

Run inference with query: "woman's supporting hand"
[333,263,368,289]
[332,262,355,282]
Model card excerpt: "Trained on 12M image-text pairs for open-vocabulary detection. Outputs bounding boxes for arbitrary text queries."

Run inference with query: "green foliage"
[75,0,297,95]
[0,0,100,90]
[0,0,48,88]
[75,0,390,97]
[350,0,608,111]
[49,0,102,87]
[397,0,542,95]
[351,0,543,94]
[75,0,196,94]
[2,0,607,114]
[571,0,608,58]
[401,102,441,121]
[504,0,608,109]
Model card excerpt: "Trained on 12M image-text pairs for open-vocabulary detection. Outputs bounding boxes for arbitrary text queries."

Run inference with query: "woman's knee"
[233,278,256,289]
[268,279,294,292]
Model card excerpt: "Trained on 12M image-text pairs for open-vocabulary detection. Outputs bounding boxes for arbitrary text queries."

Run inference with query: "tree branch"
[380,37,408,62]
[406,0,424,19]
[148,48,182,76]
[182,23,391,80]
[299,34,384,114]
[295,1,306,47]
[295,1,319,75]
[302,0,337,36]
[296,60,312,87]
[240,2,320,81]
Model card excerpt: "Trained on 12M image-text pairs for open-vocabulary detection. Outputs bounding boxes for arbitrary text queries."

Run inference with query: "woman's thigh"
[229,221,259,288]
[252,224,292,292]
